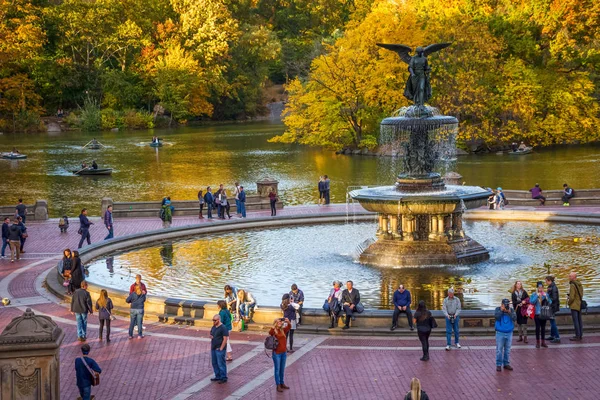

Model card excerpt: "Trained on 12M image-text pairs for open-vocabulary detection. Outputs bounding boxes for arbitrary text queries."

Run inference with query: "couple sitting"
[224,285,256,322]
[325,280,363,330]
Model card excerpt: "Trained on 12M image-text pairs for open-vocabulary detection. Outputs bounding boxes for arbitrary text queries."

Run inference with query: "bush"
[123,109,154,129]
[358,135,378,150]
[100,109,123,130]
[80,99,102,131]
[64,112,81,128]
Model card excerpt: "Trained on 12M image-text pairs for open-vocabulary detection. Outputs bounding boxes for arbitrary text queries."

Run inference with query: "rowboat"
[1,153,27,160]
[72,168,113,176]
[508,148,532,155]
[88,144,102,150]
[149,142,163,147]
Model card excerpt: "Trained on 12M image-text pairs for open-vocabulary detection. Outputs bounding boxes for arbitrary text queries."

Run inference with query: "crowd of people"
[198,183,250,220]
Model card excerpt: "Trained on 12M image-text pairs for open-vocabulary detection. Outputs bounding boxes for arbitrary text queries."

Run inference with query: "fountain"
[350,43,491,267]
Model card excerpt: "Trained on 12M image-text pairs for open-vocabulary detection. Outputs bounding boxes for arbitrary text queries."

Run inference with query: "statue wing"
[423,43,452,57]
[376,43,412,64]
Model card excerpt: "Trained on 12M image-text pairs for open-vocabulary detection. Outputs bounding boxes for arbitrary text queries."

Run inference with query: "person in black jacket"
[70,251,85,293]
[78,208,93,249]
[413,300,435,361]
[7,218,22,262]
[1,217,10,258]
[545,276,561,343]
[71,281,93,341]
[341,280,360,330]
[404,377,429,400]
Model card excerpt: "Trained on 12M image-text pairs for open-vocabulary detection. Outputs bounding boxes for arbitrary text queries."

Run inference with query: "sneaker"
[210,378,220,382]
[218,379,227,384]
[390,325,397,331]
[455,343,461,349]
[128,336,133,339]
[551,338,561,343]
[445,345,451,351]
[545,336,554,341]
[496,366,502,372]
[504,365,513,371]
[410,326,414,331]
[138,335,144,339]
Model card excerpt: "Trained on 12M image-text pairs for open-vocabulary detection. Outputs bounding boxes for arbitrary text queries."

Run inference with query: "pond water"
[86,220,600,310]
[2,123,600,216]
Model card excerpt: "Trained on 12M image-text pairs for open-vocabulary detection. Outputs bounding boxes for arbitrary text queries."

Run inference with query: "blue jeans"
[235,199,241,213]
[445,316,460,346]
[75,313,88,339]
[272,351,287,385]
[239,302,255,318]
[78,228,91,249]
[1,237,7,256]
[211,348,227,380]
[129,309,144,337]
[549,318,560,339]
[495,331,512,366]
[239,202,246,218]
[78,385,92,400]
[104,226,114,240]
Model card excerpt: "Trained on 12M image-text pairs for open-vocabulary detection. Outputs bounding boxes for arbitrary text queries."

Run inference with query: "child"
[59,215,69,233]
[217,300,233,361]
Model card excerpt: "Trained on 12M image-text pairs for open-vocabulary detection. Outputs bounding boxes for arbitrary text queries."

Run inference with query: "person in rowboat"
[92,160,98,170]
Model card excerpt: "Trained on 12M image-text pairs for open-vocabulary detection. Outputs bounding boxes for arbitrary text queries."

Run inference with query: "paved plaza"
[1,204,599,399]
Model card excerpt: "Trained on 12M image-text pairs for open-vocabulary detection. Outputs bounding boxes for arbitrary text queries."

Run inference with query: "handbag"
[355,302,365,313]
[525,303,536,319]
[322,300,330,312]
[540,298,553,320]
[80,357,100,386]
[430,316,438,329]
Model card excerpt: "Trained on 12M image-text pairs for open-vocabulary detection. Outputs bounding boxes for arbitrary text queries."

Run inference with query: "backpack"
[264,334,278,356]
[159,207,166,220]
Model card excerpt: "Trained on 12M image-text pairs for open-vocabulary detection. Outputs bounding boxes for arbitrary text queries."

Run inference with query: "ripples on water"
[86,220,600,310]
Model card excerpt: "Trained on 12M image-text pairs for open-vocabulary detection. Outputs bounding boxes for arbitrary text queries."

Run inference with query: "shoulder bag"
[80,357,100,386]
[355,302,365,313]
[573,284,588,310]
[539,298,553,320]
[429,315,438,329]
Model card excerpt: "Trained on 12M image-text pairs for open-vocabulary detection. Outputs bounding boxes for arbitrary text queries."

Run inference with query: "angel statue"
[376,43,451,106]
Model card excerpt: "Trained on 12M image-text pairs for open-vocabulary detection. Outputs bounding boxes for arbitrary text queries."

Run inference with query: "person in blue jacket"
[495,298,516,372]
[204,187,214,219]
[75,343,101,400]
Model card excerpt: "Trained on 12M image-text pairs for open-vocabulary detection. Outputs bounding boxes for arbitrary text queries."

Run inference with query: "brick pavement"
[1,204,600,399]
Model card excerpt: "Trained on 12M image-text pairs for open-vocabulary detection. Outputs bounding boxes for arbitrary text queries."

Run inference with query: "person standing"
[289,283,304,325]
[327,280,344,328]
[129,274,148,294]
[210,314,229,384]
[404,377,429,400]
[197,189,205,218]
[545,275,561,343]
[1,217,10,258]
[568,272,584,341]
[96,289,114,342]
[7,218,22,262]
[204,187,214,219]
[511,280,529,343]
[318,176,325,205]
[269,317,291,392]
[71,281,93,341]
[15,199,27,223]
[413,300,436,361]
[217,300,233,361]
[103,205,114,240]
[442,288,461,350]
[562,183,574,206]
[529,184,546,206]
[75,344,101,400]
[70,251,85,293]
[495,298,516,372]
[268,188,277,216]
[160,198,173,228]
[78,208,93,249]
[234,182,241,215]
[530,281,551,348]
[126,284,146,339]
[238,186,247,218]
[59,249,73,294]
[391,284,414,331]
[222,189,232,219]
[17,216,27,253]
[341,280,360,330]
[323,175,331,204]
[281,294,297,352]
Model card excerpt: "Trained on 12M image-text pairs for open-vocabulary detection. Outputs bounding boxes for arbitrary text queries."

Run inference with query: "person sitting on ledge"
[391,284,414,331]
[237,289,256,322]
[529,183,546,206]
[341,280,360,330]
[562,183,574,206]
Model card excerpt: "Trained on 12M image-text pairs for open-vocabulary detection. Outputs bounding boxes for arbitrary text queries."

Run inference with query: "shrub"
[80,99,102,131]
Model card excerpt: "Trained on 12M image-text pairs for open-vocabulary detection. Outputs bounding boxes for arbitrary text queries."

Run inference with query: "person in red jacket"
[129,274,147,294]
[269,318,291,392]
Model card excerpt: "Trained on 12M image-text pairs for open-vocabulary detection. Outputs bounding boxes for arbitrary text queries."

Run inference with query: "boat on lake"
[72,168,113,176]
[149,141,163,147]
[508,148,533,155]
[1,152,27,160]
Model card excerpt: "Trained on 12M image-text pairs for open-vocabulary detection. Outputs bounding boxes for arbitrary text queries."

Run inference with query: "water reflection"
[86,221,600,310]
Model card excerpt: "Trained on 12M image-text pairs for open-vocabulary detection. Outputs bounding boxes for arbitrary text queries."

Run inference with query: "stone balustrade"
[0,200,48,221]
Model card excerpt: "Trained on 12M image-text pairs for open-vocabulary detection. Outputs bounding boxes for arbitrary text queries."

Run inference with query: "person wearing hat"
[529,183,546,206]
[442,287,462,350]
[495,187,506,210]
[495,298,516,372]
[75,343,102,400]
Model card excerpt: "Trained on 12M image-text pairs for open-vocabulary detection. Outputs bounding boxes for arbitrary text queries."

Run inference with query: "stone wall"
[0,200,48,221]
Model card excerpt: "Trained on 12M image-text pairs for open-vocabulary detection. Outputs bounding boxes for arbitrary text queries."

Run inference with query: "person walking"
[234,182,241,215]
[7,218,22,262]
[96,289,114,342]
[1,217,9,258]
[210,314,229,384]
[17,216,27,253]
[495,298,516,372]
[568,272,584,341]
[442,288,462,350]
[71,281,93,342]
[103,205,114,240]
[15,199,27,223]
[562,183,574,206]
[341,280,361,330]
[204,187,214,219]
[281,294,297,352]
[126,284,146,339]
[268,188,277,216]
[217,300,233,361]
[78,208,93,249]
[289,283,304,325]
[530,281,552,348]
[323,175,331,204]
[529,184,546,206]
[198,189,205,218]
[75,344,101,400]
[327,280,344,328]
[404,377,429,400]
[160,198,173,228]
[238,186,247,218]
[545,275,561,343]
[269,317,291,392]
[511,280,529,343]
[391,284,414,331]
[413,300,436,361]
